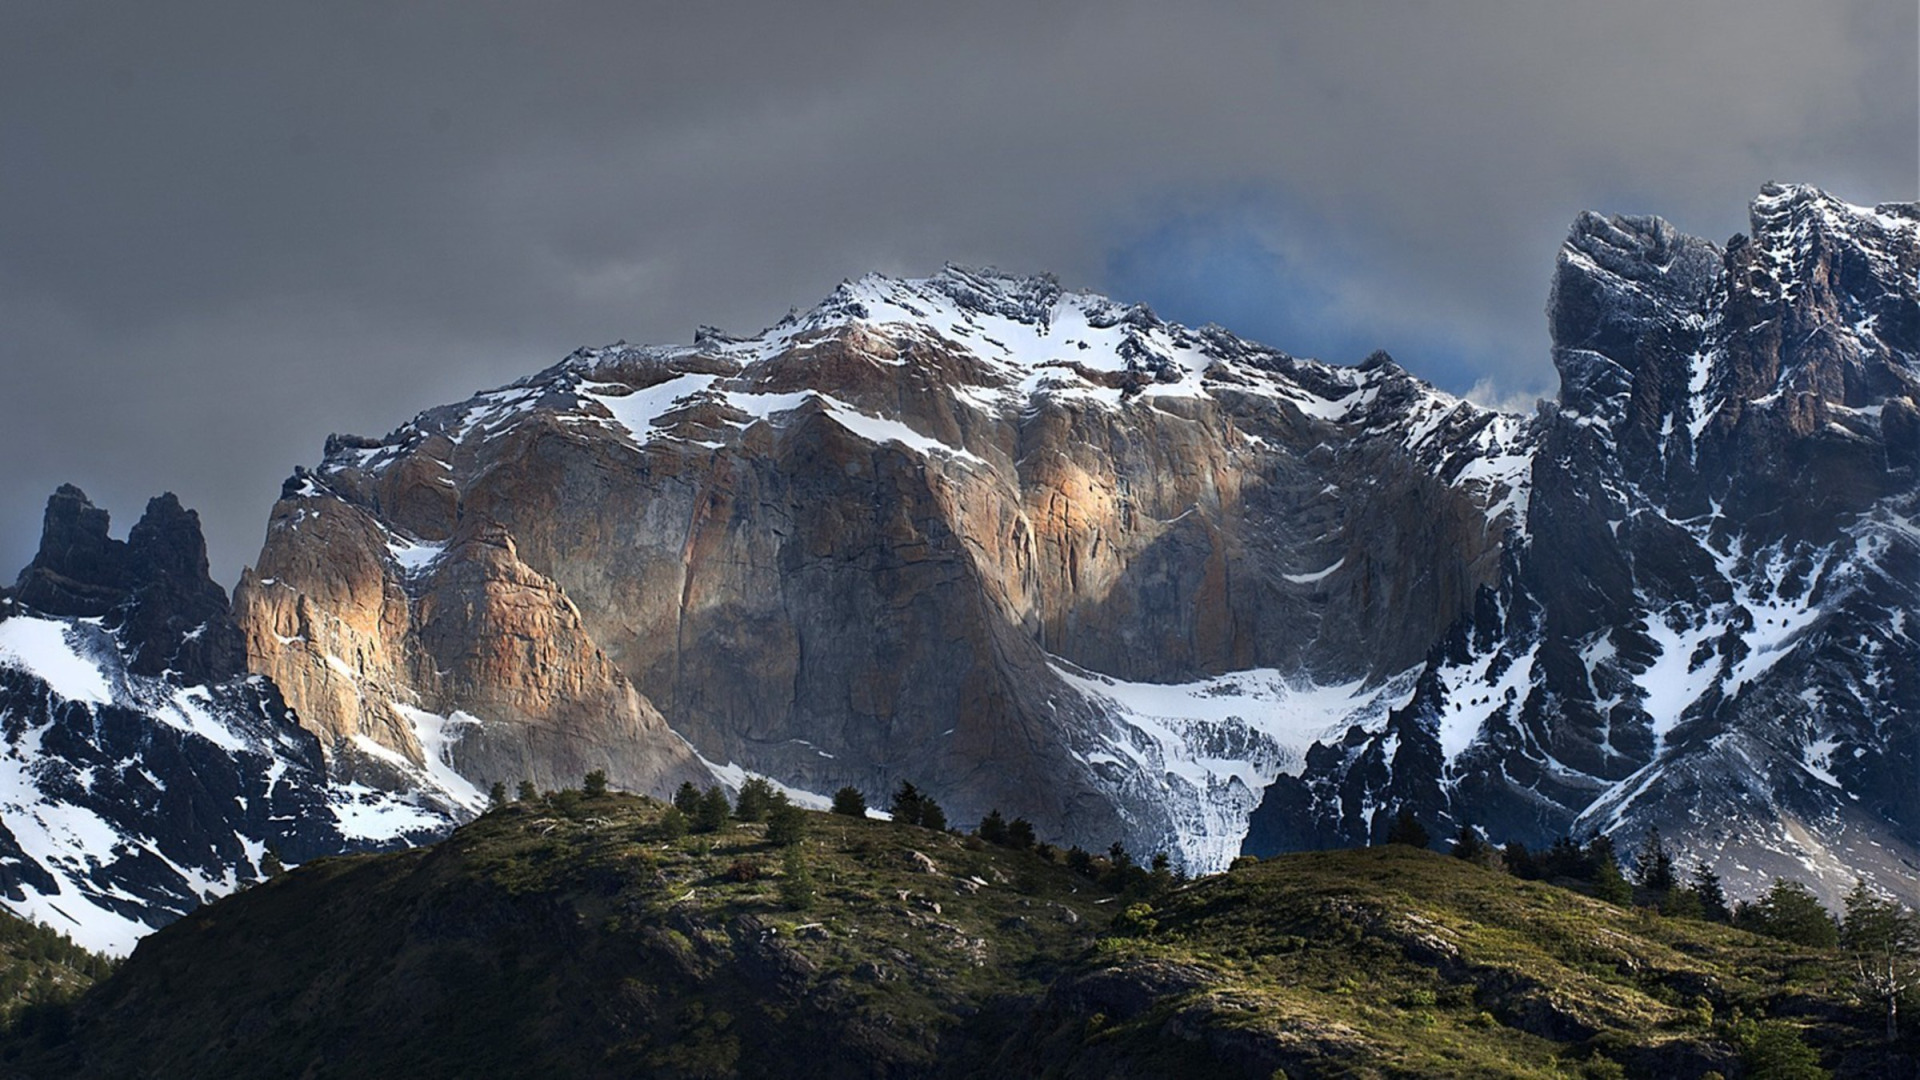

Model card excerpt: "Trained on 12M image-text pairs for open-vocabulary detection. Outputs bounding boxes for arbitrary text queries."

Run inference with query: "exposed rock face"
[0,488,452,954]
[237,268,1529,866]
[15,486,245,683]
[233,474,707,802]
[1249,184,1920,905]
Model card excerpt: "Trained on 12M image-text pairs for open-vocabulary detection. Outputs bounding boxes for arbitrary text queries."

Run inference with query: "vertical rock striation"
[236,268,1528,866]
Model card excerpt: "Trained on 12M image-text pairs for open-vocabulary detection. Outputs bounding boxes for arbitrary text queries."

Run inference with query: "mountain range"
[0,181,1914,953]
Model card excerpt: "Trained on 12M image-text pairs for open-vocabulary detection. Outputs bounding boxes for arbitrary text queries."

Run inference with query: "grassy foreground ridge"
[4,792,1912,1078]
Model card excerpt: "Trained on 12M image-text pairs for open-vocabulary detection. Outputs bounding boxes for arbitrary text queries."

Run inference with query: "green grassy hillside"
[1004,846,1904,1077]
[9,794,1911,1078]
[0,905,114,1064]
[12,792,1118,1079]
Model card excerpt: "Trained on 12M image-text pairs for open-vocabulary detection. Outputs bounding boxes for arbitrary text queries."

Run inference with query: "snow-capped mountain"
[237,265,1529,872]
[17,182,1908,947]
[0,486,460,953]
[1248,184,1920,905]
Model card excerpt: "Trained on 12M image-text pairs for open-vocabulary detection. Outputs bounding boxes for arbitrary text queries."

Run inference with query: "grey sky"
[3,1,1913,586]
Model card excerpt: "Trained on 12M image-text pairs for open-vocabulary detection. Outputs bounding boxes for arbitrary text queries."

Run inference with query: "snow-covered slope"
[0,488,459,953]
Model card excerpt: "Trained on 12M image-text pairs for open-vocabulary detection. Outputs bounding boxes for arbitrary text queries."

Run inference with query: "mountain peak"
[1748,181,1920,249]
[13,484,126,618]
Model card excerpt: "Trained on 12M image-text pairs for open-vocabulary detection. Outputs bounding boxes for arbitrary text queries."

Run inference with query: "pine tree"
[779,846,815,910]
[890,781,925,826]
[735,777,777,822]
[260,848,287,878]
[1150,851,1175,891]
[1502,840,1538,879]
[830,786,868,817]
[1632,827,1676,894]
[1742,879,1838,947]
[1691,863,1730,922]
[1593,856,1633,906]
[674,781,702,815]
[694,786,732,832]
[978,809,1010,845]
[517,780,538,803]
[920,798,947,833]
[1384,808,1429,848]
[1007,817,1036,850]
[1584,835,1619,881]
[1541,836,1585,880]
[766,802,808,847]
[1842,879,1919,1041]
[488,781,508,808]
[1661,886,1704,919]
[1066,845,1094,877]
[1450,822,1489,864]
[583,769,609,797]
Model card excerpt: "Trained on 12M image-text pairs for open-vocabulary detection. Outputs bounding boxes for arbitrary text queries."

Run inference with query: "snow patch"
[0,618,113,705]
[691,752,833,811]
[1054,662,1418,871]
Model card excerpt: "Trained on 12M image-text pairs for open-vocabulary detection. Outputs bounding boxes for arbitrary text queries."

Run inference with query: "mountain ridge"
[3,182,1916,950]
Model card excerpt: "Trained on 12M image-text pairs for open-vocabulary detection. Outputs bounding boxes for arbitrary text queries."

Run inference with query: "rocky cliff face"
[1248,184,1920,905]
[0,488,456,953]
[228,182,1920,903]
[238,268,1528,868]
[234,476,706,803]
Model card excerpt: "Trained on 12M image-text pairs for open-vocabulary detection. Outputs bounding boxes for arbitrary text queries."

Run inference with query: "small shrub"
[1580,1054,1627,1080]
[779,847,814,910]
[657,806,689,841]
[723,860,762,884]
[1112,903,1158,937]
[766,803,808,847]
[1727,1017,1829,1079]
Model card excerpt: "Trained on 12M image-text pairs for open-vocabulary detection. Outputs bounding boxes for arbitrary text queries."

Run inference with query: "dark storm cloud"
[2,1,1912,583]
